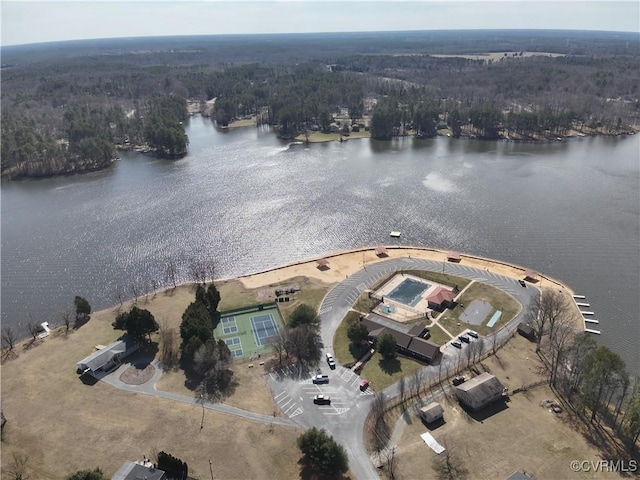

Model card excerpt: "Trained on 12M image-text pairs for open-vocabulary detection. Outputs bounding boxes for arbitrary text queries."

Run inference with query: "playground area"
[215,303,285,359]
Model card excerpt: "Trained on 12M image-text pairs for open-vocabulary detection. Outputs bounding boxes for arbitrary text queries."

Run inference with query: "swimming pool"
[386,278,431,307]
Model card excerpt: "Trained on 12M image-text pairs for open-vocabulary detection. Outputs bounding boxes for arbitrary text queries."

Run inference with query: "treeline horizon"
[1,30,638,178]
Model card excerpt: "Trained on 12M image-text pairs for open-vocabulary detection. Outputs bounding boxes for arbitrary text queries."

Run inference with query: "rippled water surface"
[2,116,638,370]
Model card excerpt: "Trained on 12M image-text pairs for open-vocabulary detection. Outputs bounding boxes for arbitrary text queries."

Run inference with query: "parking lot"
[266,361,375,429]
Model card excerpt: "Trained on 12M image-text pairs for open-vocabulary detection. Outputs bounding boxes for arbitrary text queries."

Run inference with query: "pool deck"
[372,273,444,322]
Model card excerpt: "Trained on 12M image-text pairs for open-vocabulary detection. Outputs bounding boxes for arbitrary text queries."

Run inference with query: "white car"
[326,352,336,369]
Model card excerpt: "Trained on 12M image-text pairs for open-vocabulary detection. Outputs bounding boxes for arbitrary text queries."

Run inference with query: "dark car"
[519,279,527,287]
[458,335,470,343]
[452,375,466,386]
[451,340,462,349]
[313,394,331,405]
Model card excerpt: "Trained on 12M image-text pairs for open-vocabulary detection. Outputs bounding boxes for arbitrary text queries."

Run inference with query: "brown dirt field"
[0,305,301,478]
[1,247,581,478]
[392,336,626,479]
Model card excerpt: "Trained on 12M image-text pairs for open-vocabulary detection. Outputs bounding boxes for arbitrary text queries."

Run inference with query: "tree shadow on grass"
[378,357,401,375]
[298,461,352,480]
[349,343,369,362]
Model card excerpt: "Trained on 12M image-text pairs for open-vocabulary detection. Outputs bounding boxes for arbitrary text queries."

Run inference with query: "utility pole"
[209,459,214,480]
[200,394,205,430]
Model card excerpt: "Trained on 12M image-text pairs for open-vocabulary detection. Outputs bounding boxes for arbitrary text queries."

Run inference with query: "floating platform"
[573,295,586,299]
[575,302,590,307]
[580,311,595,316]
[390,231,401,238]
[585,328,601,335]
[584,318,599,324]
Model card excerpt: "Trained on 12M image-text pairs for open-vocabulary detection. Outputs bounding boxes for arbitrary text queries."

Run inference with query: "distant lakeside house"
[76,336,139,377]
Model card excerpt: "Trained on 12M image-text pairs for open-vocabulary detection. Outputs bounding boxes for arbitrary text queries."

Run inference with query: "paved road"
[100,359,295,427]
[274,257,539,480]
[100,256,537,480]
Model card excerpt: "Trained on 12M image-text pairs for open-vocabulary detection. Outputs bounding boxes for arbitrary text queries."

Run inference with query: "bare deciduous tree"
[60,308,73,334]
[6,453,30,480]
[164,259,179,289]
[527,288,570,351]
[2,327,17,351]
[130,280,141,304]
[26,322,40,341]
[188,258,208,284]
[112,284,125,311]
[383,445,399,480]
[398,376,407,408]
[433,438,468,480]
[371,392,390,455]
[410,368,426,400]
[548,313,577,386]
[271,328,289,366]
[158,319,179,370]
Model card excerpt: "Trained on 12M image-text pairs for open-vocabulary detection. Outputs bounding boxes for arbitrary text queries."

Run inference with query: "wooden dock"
[573,294,601,334]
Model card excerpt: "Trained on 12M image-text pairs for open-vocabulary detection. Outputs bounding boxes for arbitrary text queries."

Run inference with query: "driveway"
[99,256,536,480]
[265,256,537,480]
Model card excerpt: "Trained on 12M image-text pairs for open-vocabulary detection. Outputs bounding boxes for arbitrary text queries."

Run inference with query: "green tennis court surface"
[215,303,285,359]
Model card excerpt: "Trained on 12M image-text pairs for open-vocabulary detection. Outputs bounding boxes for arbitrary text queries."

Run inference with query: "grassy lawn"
[217,279,260,311]
[393,335,623,480]
[438,282,521,337]
[0,306,301,479]
[360,353,425,391]
[333,311,368,366]
[278,286,329,324]
[353,291,375,313]
[403,269,471,290]
[333,310,425,391]
[425,323,453,345]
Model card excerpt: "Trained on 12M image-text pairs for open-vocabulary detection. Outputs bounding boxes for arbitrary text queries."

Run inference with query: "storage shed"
[455,372,506,411]
[419,402,444,424]
[517,322,536,342]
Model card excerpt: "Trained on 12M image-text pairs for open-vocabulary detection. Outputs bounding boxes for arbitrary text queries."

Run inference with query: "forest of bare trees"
[2,30,638,178]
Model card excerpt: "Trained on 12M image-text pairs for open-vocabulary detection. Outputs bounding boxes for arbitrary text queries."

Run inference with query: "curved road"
[311,257,538,480]
[100,256,537,480]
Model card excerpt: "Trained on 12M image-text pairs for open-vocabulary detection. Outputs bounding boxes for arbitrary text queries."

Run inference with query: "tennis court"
[215,303,284,359]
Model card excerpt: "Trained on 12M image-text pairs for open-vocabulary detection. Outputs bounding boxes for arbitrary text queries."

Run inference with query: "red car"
[360,380,370,391]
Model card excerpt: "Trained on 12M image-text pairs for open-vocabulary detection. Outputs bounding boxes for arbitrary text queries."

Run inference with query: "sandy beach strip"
[236,246,569,292]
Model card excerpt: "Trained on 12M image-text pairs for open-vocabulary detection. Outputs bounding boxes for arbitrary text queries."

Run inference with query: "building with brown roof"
[407,336,441,362]
[361,314,441,363]
[426,286,457,311]
[447,251,461,262]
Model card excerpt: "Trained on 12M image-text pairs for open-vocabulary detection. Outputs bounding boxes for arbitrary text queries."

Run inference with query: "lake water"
[2,116,638,372]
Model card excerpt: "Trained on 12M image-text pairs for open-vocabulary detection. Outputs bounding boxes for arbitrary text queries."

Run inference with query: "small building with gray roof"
[77,336,139,376]
[455,372,506,411]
